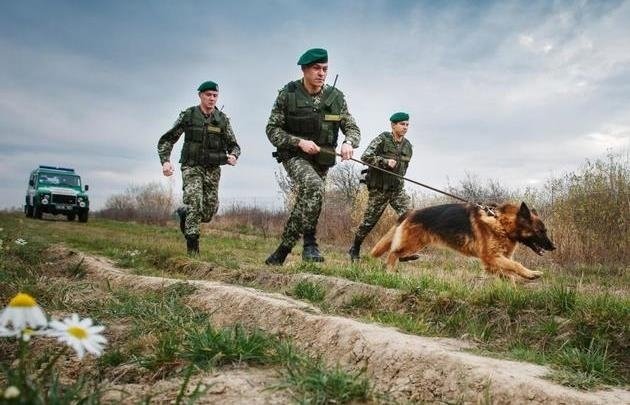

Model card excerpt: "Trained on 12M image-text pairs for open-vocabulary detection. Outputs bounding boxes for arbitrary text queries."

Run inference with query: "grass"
[281,357,373,404]
[0,223,375,403]
[292,280,326,303]
[183,324,279,368]
[1,212,628,391]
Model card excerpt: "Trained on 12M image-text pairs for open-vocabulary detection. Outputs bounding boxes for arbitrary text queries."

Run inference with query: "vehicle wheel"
[26,205,34,218]
[33,204,43,219]
[78,210,89,223]
[67,213,76,221]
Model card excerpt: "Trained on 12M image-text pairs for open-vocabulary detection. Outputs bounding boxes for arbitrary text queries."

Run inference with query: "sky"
[1,0,629,210]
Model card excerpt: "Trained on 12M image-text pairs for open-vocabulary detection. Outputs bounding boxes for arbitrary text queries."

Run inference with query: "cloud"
[1,0,629,210]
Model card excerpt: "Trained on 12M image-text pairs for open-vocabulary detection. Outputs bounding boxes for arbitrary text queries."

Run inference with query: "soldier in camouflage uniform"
[349,112,418,261]
[265,48,361,265]
[157,81,241,255]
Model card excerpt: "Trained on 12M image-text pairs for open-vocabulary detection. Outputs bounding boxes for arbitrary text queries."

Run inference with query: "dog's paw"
[525,270,543,280]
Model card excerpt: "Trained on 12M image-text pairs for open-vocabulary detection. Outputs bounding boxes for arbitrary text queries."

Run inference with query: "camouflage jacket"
[362,131,413,190]
[157,106,241,165]
[265,80,361,150]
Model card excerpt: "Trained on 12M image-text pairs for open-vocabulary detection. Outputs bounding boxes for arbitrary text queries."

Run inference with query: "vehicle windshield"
[38,173,81,187]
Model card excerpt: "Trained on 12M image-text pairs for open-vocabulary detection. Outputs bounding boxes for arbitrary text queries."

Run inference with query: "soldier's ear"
[518,202,532,220]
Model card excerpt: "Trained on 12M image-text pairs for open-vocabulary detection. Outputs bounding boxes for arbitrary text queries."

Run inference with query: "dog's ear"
[518,202,532,220]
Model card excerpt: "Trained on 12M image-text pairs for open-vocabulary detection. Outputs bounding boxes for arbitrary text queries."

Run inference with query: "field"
[0,212,628,403]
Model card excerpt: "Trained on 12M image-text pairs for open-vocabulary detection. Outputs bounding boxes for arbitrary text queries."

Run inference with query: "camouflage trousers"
[354,187,411,241]
[279,156,328,249]
[181,165,221,237]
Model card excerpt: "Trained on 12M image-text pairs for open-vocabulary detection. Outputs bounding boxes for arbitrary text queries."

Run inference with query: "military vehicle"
[24,166,90,222]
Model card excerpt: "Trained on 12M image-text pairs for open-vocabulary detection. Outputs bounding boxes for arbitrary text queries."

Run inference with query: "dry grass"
[98,182,175,225]
[213,152,629,273]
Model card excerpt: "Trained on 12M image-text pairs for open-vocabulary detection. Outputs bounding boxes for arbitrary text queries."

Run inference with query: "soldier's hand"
[162,161,174,177]
[340,143,353,161]
[386,159,397,168]
[298,139,320,155]
[227,154,237,166]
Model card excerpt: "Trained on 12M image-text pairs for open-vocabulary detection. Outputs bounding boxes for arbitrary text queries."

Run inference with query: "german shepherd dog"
[370,202,555,280]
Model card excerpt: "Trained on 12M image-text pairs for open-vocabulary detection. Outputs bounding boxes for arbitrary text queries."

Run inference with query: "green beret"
[197,81,218,92]
[297,48,328,66]
[390,112,410,123]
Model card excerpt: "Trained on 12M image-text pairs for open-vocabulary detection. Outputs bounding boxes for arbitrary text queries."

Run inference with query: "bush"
[99,182,175,225]
[544,152,629,267]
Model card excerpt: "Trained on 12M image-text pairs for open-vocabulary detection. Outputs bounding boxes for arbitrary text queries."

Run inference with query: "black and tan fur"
[371,202,555,280]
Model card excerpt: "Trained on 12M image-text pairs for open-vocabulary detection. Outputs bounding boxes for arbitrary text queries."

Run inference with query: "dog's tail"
[370,224,397,258]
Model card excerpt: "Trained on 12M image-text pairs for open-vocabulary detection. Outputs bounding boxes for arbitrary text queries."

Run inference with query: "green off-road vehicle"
[24,166,90,222]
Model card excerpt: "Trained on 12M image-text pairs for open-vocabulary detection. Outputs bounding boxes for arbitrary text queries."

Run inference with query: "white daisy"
[0,326,16,337]
[48,314,107,359]
[0,293,48,330]
[14,238,28,246]
[0,326,40,341]
[3,386,20,399]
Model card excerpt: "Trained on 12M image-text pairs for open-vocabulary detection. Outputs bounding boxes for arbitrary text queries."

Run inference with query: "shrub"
[544,152,629,267]
[99,182,175,225]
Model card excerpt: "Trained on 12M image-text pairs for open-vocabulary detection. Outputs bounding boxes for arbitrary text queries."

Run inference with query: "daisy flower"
[0,326,15,337]
[0,293,48,331]
[48,314,107,359]
[14,238,28,246]
[3,386,20,399]
[0,326,41,342]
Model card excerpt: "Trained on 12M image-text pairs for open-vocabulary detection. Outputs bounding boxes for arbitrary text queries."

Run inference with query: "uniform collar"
[299,79,324,96]
[197,105,216,119]
[387,131,405,144]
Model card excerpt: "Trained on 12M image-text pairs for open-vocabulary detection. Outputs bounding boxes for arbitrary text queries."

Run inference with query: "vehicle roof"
[32,166,77,175]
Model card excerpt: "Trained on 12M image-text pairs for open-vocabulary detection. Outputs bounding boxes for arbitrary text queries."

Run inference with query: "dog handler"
[157,81,241,255]
[265,48,361,265]
[349,112,418,261]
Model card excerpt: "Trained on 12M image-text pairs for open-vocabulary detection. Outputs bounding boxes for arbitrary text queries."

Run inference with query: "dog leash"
[322,147,497,217]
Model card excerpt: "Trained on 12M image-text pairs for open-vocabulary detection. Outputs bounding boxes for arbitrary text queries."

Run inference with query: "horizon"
[1,0,629,210]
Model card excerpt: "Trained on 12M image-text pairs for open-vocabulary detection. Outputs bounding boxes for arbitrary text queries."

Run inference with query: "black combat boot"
[176,207,187,236]
[302,233,324,262]
[186,234,199,256]
[265,245,291,265]
[348,236,363,262]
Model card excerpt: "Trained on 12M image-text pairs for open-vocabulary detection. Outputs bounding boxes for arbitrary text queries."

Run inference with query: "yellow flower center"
[68,326,88,340]
[8,293,37,308]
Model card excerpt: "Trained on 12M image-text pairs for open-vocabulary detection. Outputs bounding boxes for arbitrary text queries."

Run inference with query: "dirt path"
[103,367,290,404]
[47,246,630,404]
[175,263,405,311]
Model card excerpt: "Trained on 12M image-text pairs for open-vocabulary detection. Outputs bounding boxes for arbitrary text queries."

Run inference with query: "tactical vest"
[278,81,344,167]
[366,132,413,191]
[179,107,228,166]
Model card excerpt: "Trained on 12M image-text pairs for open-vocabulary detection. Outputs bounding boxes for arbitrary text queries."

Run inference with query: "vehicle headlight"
[78,197,83,202]
[40,194,50,204]
[79,202,86,208]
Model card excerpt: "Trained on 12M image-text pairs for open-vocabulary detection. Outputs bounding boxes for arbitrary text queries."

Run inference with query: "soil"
[102,367,290,404]
[45,245,630,404]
